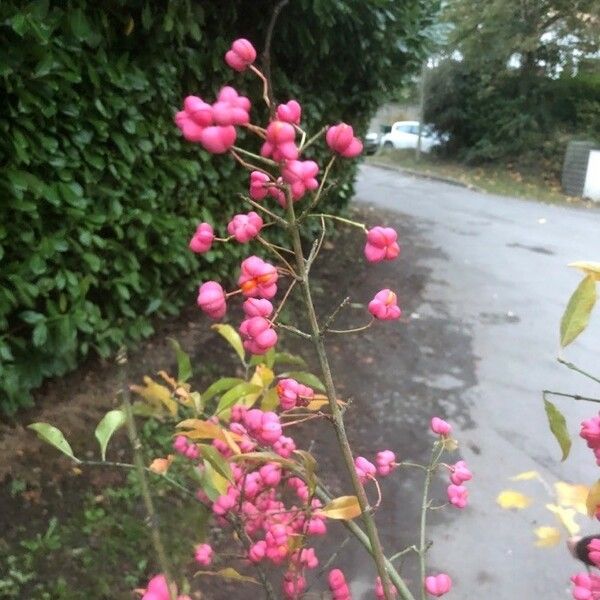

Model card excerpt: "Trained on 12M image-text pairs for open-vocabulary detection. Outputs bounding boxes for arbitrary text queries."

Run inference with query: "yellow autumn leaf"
[195,567,259,585]
[130,376,178,416]
[149,455,174,475]
[534,526,561,548]
[321,496,362,520]
[510,471,541,482]
[496,490,533,510]
[176,419,242,443]
[546,503,580,535]
[569,261,600,281]
[586,480,600,517]
[555,482,589,515]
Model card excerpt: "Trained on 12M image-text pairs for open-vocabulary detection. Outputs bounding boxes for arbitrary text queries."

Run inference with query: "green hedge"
[0,0,434,413]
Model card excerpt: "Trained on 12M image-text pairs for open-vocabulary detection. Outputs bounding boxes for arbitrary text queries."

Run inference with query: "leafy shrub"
[0,0,434,413]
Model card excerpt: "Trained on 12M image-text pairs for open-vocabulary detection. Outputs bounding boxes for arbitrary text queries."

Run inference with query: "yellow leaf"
[442,437,459,452]
[222,428,241,455]
[130,376,178,416]
[321,495,362,520]
[555,482,589,515]
[496,490,533,510]
[261,388,280,411]
[546,503,580,535]
[204,461,229,495]
[534,526,561,548]
[510,471,541,481]
[176,419,242,443]
[306,398,329,411]
[149,455,174,475]
[569,261,600,281]
[195,567,259,585]
[251,364,274,388]
[586,480,600,517]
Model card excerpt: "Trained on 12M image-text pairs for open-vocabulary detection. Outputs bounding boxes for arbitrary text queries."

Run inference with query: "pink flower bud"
[354,456,376,484]
[249,171,271,200]
[364,226,400,262]
[274,435,296,457]
[189,222,214,253]
[276,100,302,125]
[225,38,257,72]
[198,125,236,154]
[581,415,600,448]
[281,160,319,200]
[239,316,278,355]
[197,281,226,319]
[449,460,472,485]
[243,298,273,318]
[368,289,401,321]
[227,211,263,243]
[447,484,468,508]
[277,378,314,410]
[328,569,351,600]
[326,123,363,158]
[425,574,452,597]
[376,450,396,477]
[283,572,306,599]
[430,417,452,436]
[238,256,278,298]
[248,540,267,563]
[183,96,214,127]
[259,463,282,487]
[194,543,213,566]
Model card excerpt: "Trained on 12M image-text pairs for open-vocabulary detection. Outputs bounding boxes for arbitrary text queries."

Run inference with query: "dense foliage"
[424,60,600,167]
[0,0,435,413]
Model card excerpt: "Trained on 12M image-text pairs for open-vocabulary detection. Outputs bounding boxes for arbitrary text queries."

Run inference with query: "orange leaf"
[321,495,362,520]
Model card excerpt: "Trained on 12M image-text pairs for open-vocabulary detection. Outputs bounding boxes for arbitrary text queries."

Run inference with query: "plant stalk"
[118,349,176,600]
[284,194,401,600]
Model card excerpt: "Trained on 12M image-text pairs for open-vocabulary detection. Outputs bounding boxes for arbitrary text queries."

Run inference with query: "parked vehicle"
[364,132,380,155]
[379,120,442,153]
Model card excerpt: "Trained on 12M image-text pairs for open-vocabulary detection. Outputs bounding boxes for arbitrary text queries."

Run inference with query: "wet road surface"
[350,164,600,599]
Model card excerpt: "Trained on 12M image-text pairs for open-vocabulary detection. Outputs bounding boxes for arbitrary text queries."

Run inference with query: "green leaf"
[273,352,307,368]
[94,409,126,460]
[202,377,244,404]
[32,322,48,347]
[198,443,233,482]
[212,324,245,363]
[169,338,192,383]
[544,399,571,461]
[560,275,597,347]
[215,383,262,415]
[28,423,79,462]
[281,371,326,392]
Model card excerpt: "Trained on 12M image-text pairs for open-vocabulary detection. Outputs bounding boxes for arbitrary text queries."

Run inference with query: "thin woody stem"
[230,149,272,176]
[277,322,312,339]
[308,212,368,231]
[257,236,296,274]
[419,441,445,600]
[284,189,401,600]
[543,389,600,404]
[557,358,600,385]
[300,125,327,152]
[118,349,176,600]
[250,65,272,109]
[232,145,276,166]
[327,318,375,335]
[240,195,288,226]
[270,279,298,324]
[322,297,351,331]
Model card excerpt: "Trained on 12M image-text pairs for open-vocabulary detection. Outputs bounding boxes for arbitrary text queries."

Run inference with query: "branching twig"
[543,390,600,404]
[557,358,600,385]
[261,0,290,108]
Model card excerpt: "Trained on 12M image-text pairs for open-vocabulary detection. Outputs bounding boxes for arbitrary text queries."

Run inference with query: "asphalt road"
[353,164,600,599]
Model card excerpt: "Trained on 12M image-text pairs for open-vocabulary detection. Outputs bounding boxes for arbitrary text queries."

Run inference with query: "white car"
[380,121,441,153]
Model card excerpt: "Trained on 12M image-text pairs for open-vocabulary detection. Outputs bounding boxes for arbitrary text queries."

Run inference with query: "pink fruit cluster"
[277,378,315,410]
[365,227,400,263]
[172,406,339,598]
[354,450,397,484]
[368,289,402,321]
[425,573,452,597]
[326,123,363,158]
[225,38,256,72]
[175,86,251,153]
[447,459,472,509]
[227,211,264,243]
[572,573,600,599]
